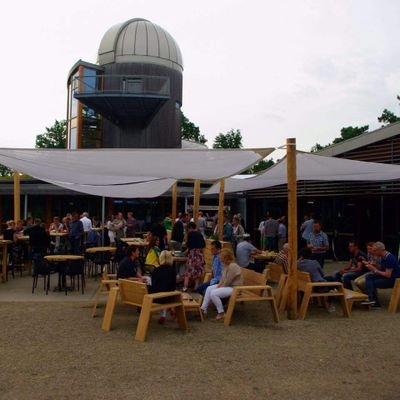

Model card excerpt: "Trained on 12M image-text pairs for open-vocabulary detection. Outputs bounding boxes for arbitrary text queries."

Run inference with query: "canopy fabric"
[205,152,400,194]
[0,148,272,182]
[0,147,273,198]
[46,178,176,198]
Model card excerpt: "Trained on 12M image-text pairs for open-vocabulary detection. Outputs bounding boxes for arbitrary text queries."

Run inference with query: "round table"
[85,247,116,254]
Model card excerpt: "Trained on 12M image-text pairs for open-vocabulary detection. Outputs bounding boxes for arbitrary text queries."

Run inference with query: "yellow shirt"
[145,248,160,268]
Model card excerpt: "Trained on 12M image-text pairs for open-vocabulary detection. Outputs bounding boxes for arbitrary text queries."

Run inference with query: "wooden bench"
[91,271,118,317]
[297,271,350,320]
[266,263,287,307]
[102,279,187,342]
[388,278,400,313]
[224,268,280,326]
[344,289,368,312]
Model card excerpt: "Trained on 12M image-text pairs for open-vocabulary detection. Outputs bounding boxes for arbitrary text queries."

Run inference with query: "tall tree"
[244,158,275,174]
[181,113,207,144]
[35,119,67,148]
[213,129,243,149]
[0,165,12,177]
[332,125,369,144]
[377,108,400,126]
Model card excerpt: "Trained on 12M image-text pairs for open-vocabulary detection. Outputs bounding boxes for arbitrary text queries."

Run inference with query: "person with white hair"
[274,243,289,273]
[80,212,92,232]
[362,241,400,308]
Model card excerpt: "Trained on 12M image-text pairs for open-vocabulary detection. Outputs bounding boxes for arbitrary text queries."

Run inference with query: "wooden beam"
[13,171,21,222]
[286,138,298,320]
[218,179,225,241]
[193,179,201,225]
[171,182,177,227]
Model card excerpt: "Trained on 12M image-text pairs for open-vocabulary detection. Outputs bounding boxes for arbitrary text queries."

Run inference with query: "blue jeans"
[265,236,277,251]
[365,274,395,304]
[342,271,364,290]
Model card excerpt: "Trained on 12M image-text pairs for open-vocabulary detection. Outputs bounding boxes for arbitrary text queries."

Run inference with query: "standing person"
[69,212,84,255]
[106,215,115,245]
[196,240,223,296]
[258,217,266,250]
[151,218,168,251]
[214,214,233,242]
[49,216,64,254]
[236,234,262,270]
[264,214,279,251]
[307,221,329,268]
[163,213,172,232]
[197,211,207,238]
[362,242,400,308]
[28,218,50,258]
[80,212,92,232]
[125,212,137,238]
[278,216,287,251]
[300,214,314,248]
[183,222,205,291]
[232,216,245,250]
[171,213,187,247]
[200,249,243,320]
[112,212,126,241]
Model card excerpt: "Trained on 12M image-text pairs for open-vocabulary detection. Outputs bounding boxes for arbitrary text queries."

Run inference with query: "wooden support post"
[171,183,177,227]
[13,171,21,222]
[218,179,225,241]
[193,179,201,225]
[286,138,298,320]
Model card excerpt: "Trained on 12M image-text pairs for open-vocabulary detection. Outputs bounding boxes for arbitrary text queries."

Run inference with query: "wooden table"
[120,238,149,246]
[85,247,116,254]
[50,232,68,237]
[0,240,12,282]
[90,227,103,232]
[181,292,203,321]
[44,255,84,262]
[16,235,30,242]
[254,252,278,261]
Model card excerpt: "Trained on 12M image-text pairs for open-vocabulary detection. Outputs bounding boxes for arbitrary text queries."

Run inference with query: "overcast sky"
[1,0,399,155]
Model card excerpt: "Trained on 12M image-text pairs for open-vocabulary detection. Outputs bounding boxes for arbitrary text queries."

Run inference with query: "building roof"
[316,121,400,157]
[98,18,183,72]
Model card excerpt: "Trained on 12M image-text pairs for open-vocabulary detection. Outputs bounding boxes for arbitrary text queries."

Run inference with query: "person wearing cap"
[235,234,262,270]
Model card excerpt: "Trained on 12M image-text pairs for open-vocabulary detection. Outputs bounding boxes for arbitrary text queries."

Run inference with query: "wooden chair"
[92,270,118,317]
[297,271,350,320]
[266,263,287,307]
[343,289,368,312]
[224,268,280,326]
[388,278,400,313]
[102,279,187,342]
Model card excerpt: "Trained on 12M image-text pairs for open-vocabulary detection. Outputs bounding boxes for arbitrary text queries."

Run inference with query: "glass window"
[70,127,77,149]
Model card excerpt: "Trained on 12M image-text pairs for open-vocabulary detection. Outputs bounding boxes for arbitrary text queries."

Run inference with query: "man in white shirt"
[80,212,92,232]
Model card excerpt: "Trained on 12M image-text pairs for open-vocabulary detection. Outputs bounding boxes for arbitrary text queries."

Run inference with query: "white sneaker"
[327,305,336,313]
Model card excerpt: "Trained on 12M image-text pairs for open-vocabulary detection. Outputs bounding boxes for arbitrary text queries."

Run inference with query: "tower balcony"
[72,74,170,122]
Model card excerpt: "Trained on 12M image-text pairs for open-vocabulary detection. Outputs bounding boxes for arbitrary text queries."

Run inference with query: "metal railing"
[73,74,170,97]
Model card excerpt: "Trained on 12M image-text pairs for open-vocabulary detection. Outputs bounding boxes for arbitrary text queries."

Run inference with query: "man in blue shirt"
[236,234,262,270]
[307,221,329,268]
[196,240,223,295]
[362,241,400,308]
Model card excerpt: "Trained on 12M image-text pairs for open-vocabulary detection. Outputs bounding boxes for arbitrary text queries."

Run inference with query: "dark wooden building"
[246,121,400,257]
[66,18,183,149]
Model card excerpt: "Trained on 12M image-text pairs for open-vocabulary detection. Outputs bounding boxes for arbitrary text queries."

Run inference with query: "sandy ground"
[1,262,400,400]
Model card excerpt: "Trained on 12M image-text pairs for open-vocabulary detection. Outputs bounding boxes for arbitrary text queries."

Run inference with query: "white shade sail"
[0,147,273,198]
[205,152,400,194]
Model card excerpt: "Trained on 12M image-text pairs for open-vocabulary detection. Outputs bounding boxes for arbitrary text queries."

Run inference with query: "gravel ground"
[1,265,400,400]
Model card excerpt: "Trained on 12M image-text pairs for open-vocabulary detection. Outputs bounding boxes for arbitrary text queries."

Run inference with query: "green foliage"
[213,129,243,149]
[181,113,207,144]
[377,109,400,126]
[311,125,369,151]
[35,120,67,148]
[332,125,369,144]
[0,165,12,177]
[244,158,275,174]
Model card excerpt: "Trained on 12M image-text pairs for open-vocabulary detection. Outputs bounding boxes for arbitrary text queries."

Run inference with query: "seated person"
[274,243,289,273]
[150,251,177,324]
[362,241,400,308]
[196,240,223,295]
[200,249,243,320]
[144,236,161,271]
[298,247,335,312]
[355,241,382,293]
[325,240,367,290]
[117,245,145,281]
[235,234,262,270]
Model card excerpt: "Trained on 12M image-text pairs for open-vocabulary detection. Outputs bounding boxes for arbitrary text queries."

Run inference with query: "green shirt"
[163,216,172,231]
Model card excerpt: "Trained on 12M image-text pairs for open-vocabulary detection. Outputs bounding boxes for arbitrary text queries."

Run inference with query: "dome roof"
[98,18,183,72]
